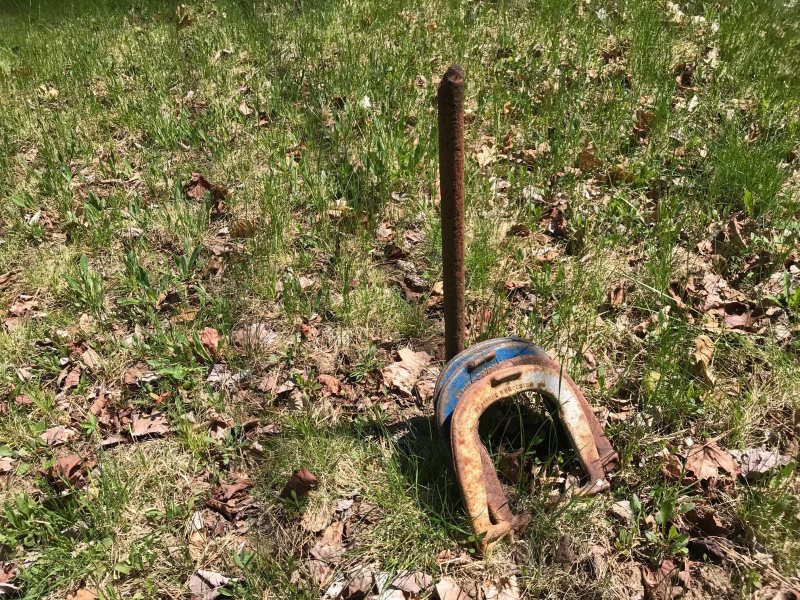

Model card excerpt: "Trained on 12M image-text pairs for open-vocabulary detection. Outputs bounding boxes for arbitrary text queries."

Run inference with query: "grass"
[0,0,799,597]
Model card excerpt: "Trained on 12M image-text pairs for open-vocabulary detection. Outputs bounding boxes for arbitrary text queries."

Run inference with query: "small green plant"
[173,241,203,280]
[349,345,381,381]
[63,255,106,317]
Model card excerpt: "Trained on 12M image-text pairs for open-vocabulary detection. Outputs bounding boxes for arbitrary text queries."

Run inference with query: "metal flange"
[434,337,618,552]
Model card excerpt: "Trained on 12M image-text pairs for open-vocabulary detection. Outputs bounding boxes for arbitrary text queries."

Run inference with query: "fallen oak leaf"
[310,520,345,561]
[41,426,76,447]
[183,173,228,202]
[199,327,221,358]
[381,347,432,397]
[123,363,159,386]
[731,447,791,481]
[57,365,82,390]
[685,441,739,481]
[434,576,469,600]
[129,412,170,439]
[640,559,688,600]
[46,453,95,490]
[692,334,716,385]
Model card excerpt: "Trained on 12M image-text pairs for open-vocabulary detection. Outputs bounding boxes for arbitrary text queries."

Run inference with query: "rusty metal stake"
[438,65,466,361]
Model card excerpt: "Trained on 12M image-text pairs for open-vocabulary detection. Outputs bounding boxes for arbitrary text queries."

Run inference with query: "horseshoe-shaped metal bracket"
[434,337,618,552]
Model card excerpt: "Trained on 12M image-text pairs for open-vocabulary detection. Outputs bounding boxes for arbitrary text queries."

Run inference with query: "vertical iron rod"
[438,65,466,361]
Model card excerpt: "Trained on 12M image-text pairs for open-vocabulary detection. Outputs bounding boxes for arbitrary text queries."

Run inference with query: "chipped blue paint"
[433,337,549,444]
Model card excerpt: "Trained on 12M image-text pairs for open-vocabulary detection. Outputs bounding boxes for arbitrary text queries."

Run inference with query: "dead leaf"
[381,347,431,397]
[206,363,242,388]
[544,207,568,238]
[199,327,221,357]
[731,448,790,480]
[173,308,199,324]
[57,365,81,390]
[310,521,344,561]
[68,589,98,600]
[155,289,181,312]
[376,222,394,242]
[723,302,758,330]
[390,571,433,596]
[129,412,170,439]
[475,144,495,168]
[344,568,375,598]
[41,426,76,447]
[508,223,531,238]
[306,560,333,587]
[609,500,634,525]
[634,108,656,139]
[188,569,232,600]
[498,449,528,484]
[318,374,341,396]
[232,322,278,352]
[608,282,628,306]
[14,394,32,406]
[0,563,14,587]
[576,139,603,172]
[692,334,716,385]
[434,577,469,600]
[555,533,577,567]
[298,322,318,340]
[47,453,95,489]
[184,173,227,202]
[123,363,158,386]
[279,468,318,499]
[661,454,684,482]
[81,348,101,371]
[206,475,254,521]
[641,559,688,600]
[0,458,14,474]
[238,100,253,116]
[481,575,520,600]
[685,505,730,536]
[685,442,739,481]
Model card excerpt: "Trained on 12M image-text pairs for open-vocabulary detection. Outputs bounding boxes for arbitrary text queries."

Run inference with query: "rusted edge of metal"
[449,354,617,553]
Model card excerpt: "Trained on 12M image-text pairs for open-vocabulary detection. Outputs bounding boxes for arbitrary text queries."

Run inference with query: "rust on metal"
[438,65,466,361]
[449,354,618,553]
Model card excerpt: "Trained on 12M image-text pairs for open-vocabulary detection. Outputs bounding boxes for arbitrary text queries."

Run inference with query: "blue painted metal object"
[433,336,549,444]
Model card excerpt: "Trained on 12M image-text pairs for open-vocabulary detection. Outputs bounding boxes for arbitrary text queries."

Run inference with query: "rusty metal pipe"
[438,65,466,361]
